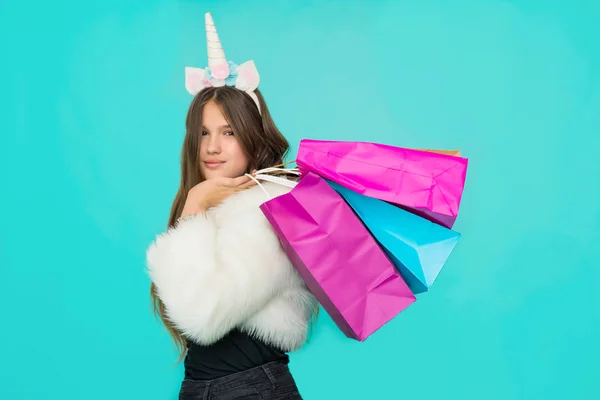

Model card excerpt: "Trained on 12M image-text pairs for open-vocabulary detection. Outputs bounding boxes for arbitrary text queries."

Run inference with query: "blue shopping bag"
[327,180,461,294]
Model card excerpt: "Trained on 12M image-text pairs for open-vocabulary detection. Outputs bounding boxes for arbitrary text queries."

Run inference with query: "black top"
[184,329,289,380]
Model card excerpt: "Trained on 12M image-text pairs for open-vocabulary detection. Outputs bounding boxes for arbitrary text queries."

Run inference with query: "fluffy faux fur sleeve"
[146,183,310,347]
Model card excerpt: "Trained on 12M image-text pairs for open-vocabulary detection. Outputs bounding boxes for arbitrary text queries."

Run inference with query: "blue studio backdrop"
[1,1,599,399]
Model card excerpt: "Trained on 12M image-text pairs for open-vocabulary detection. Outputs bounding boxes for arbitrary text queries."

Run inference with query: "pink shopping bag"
[296,139,468,228]
[259,172,416,341]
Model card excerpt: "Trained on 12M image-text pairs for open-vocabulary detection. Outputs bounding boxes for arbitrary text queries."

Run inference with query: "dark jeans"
[178,361,303,399]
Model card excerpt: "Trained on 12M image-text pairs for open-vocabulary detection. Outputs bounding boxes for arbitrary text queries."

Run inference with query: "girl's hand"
[180,175,256,218]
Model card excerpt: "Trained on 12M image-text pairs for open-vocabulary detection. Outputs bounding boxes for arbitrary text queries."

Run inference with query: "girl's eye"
[201,131,208,136]
[224,131,234,136]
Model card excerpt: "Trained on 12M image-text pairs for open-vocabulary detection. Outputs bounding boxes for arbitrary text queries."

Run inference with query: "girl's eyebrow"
[201,124,231,130]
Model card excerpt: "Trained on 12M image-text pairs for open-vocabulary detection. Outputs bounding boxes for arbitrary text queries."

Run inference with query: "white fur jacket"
[146,182,319,352]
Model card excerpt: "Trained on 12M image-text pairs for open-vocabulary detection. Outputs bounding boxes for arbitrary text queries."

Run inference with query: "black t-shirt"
[184,329,289,380]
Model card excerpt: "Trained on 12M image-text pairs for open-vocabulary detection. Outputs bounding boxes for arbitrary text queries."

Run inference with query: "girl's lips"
[204,161,225,169]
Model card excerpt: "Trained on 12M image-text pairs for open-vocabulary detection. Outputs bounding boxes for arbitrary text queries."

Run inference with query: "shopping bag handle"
[244,167,299,200]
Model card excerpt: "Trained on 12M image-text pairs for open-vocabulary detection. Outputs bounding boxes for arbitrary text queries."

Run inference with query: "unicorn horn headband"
[185,12,262,113]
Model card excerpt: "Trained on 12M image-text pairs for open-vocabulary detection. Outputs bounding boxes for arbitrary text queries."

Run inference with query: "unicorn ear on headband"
[185,12,262,113]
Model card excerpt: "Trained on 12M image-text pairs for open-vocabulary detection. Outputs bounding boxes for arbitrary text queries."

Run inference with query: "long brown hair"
[150,86,297,362]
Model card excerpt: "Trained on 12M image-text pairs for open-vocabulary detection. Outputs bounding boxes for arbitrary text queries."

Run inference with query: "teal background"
[1,0,598,399]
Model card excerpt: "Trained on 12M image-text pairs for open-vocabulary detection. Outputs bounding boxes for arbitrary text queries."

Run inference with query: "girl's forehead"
[202,102,227,122]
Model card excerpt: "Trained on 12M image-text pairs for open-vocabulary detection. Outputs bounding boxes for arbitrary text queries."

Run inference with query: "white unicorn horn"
[205,12,226,68]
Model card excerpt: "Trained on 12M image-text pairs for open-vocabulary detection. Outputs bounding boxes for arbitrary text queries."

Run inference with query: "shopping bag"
[327,180,461,294]
[259,172,416,341]
[296,139,468,228]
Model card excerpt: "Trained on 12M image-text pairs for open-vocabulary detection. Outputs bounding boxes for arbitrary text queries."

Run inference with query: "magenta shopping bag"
[296,139,468,228]
[259,172,416,341]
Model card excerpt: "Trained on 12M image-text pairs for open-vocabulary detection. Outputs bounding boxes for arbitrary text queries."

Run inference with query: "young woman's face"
[199,100,249,180]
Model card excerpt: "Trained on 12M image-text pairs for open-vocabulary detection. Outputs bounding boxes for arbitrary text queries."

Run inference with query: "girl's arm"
[146,186,297,345]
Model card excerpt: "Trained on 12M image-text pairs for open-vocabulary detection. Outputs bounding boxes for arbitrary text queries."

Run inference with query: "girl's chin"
[201,169,246,180]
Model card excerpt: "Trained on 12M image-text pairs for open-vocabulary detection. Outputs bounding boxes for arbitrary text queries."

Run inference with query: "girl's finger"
[239,180,258,190]
[226,175,252,187]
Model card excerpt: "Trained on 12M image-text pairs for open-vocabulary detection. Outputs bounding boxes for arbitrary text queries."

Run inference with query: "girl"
[146,12,318,400]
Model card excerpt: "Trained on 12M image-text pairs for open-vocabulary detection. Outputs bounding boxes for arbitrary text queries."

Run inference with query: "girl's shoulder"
[210,181,294,225]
